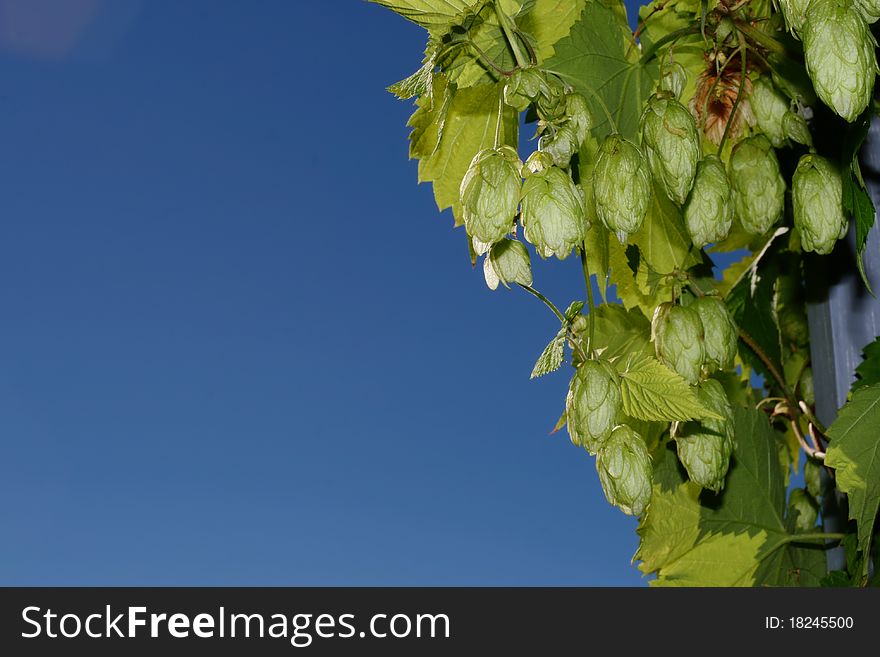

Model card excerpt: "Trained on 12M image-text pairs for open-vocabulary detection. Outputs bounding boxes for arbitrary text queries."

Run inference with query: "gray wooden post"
[806,118,880,571]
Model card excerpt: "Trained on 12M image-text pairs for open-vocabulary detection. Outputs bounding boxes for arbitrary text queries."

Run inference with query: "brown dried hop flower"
[690,53,755,145]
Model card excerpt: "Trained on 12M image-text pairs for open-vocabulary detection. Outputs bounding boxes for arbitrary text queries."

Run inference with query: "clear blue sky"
[0,0,653,585]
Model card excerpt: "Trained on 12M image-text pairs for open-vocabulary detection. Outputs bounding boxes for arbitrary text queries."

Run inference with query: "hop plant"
[460,146,523,245]
[684,155,733,248]
[674,380,735,492]
[787,488,820,532]
[640,93,701,204]
[792,154,848,254]
[729,135,785,235]
[483,239,532,290]
[596,425,653,516]
[750,77,790,147]
[652,302,706,385]
[503,67,548,112]
[566,359,622,454]
[692,296,738,373]
[802,0,878,122]
[521,163,589,259]
[593,134,652,240]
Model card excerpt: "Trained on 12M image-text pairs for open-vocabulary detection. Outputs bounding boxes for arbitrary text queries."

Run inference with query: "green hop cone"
[565,92,594,147]
[652,302,706,385]
[802,0,878,122]
[692,296,738,373]
[658,61,687,99]
[674,379,735,492]
[792,154,847,254]
[593,134,652,240]
[566,359,622,454]
[782,111,813,147]
[541,123,579,168]
[855,0,880,22]
[536,81,567,121]
[521,165,589,259]
[750,77,790,147]
[503,67,548,112]
[460,146,522,245]
[787,488,820,532]
[805,457,823,498]
[640,93,701,205]
[801,367,816,406]
[729,135,785,235]
[684,155,733,248]
[775,274,810,347]
[483,239,532,290]
[596,425,653,516]
[778,0,811,33]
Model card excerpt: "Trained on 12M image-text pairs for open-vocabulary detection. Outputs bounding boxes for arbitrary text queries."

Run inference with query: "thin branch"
[580,244,597,356]
[517,284,566,323]
[739,328,791,400]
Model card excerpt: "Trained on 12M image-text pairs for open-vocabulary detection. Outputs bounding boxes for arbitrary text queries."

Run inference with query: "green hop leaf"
[484,238,532,290]
[596,424,653,516]
[521,165,589,259]
[566,359,622,454]
[673,379,735,492]
[787,488,820,532]
[684,155,733,248]
[692,296,738,374]
[729,135,785,235]
[781,111,813,147]
[792,154,848,255]
[778,0,811,33]
[802,0,878,122]
[503,67,548,112]
[854,0,880,22]
[640,93,701,205]
[460,146,523,245]
[531,330,566,380]
[750,77,790,148]
[651,302,706,385]
[658,61,686,100]
[593,134,652,241]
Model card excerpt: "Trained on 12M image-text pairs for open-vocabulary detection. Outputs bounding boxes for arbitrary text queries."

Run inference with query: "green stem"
[514,28,537,66]
[639,23,702,65]
[784,532,846,544]
[467,40,515,77]
[494,91,504,148]
[580,244,597,356]
[495,4,528,69]
[734,19,789,56]
[518,284,566,323]
[738,328,793,401]
[717,34,748,155]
